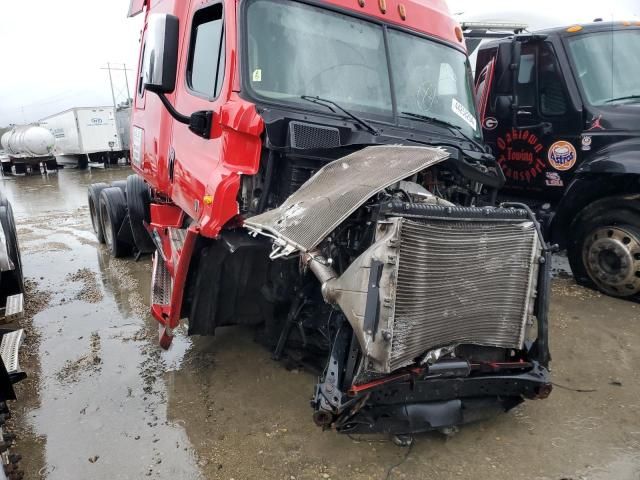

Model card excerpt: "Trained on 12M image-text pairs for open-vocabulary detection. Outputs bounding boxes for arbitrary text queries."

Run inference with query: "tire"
[99,187,131,258]
[567,195,640,297]
[0,190,9,208]
[111,180,127,197]
[0,202,24,295]
[126,174,155,253]
[88,183,109,243]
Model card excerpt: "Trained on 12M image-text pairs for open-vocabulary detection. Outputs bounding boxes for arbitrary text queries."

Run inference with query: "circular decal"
[548,141,577,171]
[496,128,546,183]
[483,116,498,131]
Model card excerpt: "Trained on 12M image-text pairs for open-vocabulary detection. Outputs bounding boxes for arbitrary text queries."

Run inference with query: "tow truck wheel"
[126,174,155,254]
[568,196,640,297]
[88,183,110,243]
[99,187,131,258]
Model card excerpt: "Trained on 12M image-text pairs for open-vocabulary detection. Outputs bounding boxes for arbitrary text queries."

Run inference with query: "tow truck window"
[187,4,225,99]
[538,43,567,116]
[567,30,640,106]
[516,52,536,108]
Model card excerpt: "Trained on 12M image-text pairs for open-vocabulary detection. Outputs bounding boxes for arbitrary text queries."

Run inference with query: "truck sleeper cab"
[89,0,551,436]
[474,22,640,299]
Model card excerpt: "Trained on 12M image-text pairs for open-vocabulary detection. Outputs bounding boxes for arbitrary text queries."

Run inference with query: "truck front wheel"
[568,195,640,297]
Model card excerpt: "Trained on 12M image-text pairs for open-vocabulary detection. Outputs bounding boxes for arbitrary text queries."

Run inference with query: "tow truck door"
[479,40,582,201]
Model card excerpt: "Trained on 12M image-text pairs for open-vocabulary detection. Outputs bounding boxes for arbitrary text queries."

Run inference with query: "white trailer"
[40,107,127,167]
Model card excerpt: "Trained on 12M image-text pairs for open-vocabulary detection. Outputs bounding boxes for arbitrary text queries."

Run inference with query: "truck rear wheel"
[568,195,640,297]
[126,174,155,253]
[111,180,127,197]
[99,187,131,258]
[88,183,109,243]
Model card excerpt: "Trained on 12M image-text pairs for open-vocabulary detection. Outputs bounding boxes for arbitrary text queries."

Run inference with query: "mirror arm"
[155,92,191,124]
[152,91,213,139]
[510,39,520,125]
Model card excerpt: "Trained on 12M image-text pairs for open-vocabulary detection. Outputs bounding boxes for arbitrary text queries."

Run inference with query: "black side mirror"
[494,40,521,96]
[142,13,214,138]
[143,14,179,94]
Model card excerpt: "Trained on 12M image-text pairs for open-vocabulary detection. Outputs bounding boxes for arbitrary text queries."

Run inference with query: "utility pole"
[101,63,134,107]
[123,63,131,105]
[105,62,118,112]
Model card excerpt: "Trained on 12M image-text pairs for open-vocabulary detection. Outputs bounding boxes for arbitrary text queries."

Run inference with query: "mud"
[1,166,639,480]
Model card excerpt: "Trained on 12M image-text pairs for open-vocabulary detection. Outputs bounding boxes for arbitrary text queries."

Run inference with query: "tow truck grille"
[388,208,540,371]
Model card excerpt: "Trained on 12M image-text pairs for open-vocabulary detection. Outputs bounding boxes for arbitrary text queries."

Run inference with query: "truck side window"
[187,4,225,99]
[538,43,567,116]
[138,42,146,98]
[516,52,536,108]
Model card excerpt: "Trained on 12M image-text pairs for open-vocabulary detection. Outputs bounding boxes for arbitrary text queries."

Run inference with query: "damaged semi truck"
[88,0,552,435]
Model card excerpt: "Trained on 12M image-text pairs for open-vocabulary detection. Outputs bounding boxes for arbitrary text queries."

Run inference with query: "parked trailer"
[40,107,125,168]
[89,0,552,441]
[0,125,57,175]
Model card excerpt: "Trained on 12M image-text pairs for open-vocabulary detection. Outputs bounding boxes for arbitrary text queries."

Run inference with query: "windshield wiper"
[300,95,380,135]
[605,94,640,103]
[400,111,484,152]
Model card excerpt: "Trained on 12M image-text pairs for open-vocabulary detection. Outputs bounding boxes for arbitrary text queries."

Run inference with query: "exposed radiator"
[389,211,540,371]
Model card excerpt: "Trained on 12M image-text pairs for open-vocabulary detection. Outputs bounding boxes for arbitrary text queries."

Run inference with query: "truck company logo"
[91,118,103,125]
[548,141,577,171]
[496,128,545,183]
[483,116,498,131]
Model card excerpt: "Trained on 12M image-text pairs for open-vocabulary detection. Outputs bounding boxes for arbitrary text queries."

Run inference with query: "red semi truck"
[88,0,552,437]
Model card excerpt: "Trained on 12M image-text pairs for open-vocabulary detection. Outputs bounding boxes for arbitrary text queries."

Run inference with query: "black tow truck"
[470,21,640,298]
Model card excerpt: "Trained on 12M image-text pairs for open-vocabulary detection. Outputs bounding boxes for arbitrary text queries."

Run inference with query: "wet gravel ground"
[1,166,639,480]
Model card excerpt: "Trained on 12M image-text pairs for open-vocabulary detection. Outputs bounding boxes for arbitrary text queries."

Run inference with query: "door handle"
[168,147,175,183]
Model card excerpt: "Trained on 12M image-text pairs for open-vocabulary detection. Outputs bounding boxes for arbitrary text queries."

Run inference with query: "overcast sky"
[0,0,638,126]
[0,0,141,126]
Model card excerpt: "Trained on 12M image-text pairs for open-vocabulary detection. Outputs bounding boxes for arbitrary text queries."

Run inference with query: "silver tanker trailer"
[0,125,58,175]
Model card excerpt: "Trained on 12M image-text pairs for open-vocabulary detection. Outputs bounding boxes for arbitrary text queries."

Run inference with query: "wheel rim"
[89,197,99,234]
[582,226,640,296]
[100,202,113,249]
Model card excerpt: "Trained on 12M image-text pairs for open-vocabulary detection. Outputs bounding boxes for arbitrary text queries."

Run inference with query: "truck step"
[151,254,172,306]
[3,295,24,323]
[0,330,23,374]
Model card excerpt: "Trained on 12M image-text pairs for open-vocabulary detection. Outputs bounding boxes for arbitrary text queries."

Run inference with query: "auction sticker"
[548,140,577,171]
[451,98,477,131]
[132,126,143,167]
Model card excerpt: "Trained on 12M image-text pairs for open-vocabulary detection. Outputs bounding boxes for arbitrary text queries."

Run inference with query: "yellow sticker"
[252,69,262,82]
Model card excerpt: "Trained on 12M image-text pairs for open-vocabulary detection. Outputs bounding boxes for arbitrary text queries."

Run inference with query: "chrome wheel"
[582,225,640,297]
[100,201,113,250]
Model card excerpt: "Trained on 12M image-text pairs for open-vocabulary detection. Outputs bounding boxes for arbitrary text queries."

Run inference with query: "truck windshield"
[567,30,640,106]
[245,0,480,139]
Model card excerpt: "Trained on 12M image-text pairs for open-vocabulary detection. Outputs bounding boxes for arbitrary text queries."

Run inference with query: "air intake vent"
[289,121,340,150]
